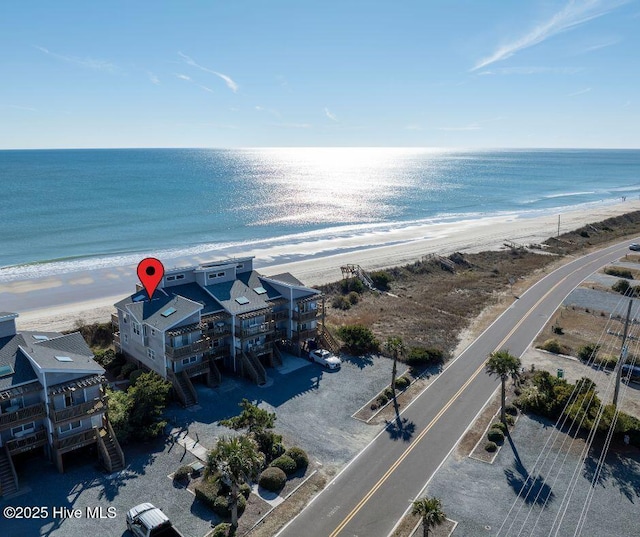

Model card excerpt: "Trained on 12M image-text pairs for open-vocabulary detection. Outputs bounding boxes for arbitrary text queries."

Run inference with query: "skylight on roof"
[32,335,50,341]
[235,296,250,305]
[0,365,14,378]
[55,356,73,362]
[161,307,177,317]
[254,286,267,295]
[133,293,146,302]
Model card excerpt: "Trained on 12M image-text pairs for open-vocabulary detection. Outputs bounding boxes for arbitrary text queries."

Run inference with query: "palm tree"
[412,496,446,537]
[486,349,522,423]
[384,336,405,410]
[206,434,265,528]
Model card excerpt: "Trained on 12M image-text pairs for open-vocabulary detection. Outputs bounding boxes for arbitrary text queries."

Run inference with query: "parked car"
[629,243,640,251]
[126,503,185,537]
[309,349,342,370]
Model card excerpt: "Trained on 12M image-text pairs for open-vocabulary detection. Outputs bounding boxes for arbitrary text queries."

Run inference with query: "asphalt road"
[276,239,639,537]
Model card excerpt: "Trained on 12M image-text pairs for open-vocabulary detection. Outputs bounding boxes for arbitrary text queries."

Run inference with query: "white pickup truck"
[126,503,185,537]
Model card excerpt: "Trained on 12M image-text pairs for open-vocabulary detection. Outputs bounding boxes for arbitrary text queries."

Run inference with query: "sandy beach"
[5,200,640,333]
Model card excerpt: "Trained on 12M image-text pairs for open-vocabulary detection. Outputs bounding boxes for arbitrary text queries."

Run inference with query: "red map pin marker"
[137,257,164,300]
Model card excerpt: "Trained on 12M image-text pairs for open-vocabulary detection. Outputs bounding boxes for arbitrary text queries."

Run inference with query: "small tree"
[486,350,522,424]
[384,336,405,409]
[219,398,276,432]
[337,324,379,354]
[207,435,265,529]
[412,496,446,537]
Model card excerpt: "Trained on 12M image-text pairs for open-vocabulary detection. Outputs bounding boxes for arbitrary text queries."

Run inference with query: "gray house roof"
[265,272,306,287]
[0,334,39,391]
[126,294,203,331]
[22,332,104,373]
[237,271,282,301]
[205,279,272,315]
[165,283,224,315]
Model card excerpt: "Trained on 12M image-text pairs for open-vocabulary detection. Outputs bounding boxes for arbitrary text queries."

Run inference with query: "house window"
[176,274,185,280]
[11,422,35,437]
[64,392,73,407]
[150,328,156,337]
[147,349,156,360]
[217,272,225,277]
[123,333,129,344]
[181,356,197,365]
[212,339,220,348]
[123,313,128,324]
[236,264,243,269]
[58,420,82,435]
[132,323,141,336]
[166,275,176,282]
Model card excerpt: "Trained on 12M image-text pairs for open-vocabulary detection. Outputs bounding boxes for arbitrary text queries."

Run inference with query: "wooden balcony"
[205,323,232,337]
[0,402,46,431]
[111,312,119,328]
[54,428,98,454]
[209,344,231,359]
[165,338,211,359]
[273,310,289,321]
[292,309,319,322]
[183,360,210,378]
[113,332,121,347]
[235,322,274,339]
[292,328,317,342]
[50,398,106,424]
[7,428,48,455]
[274,328,287,340]
[248,342,272,356]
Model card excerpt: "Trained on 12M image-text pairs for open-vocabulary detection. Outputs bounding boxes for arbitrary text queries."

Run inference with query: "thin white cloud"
[567,87,592,96]
[472,0,628,71]
[254,105,281,117]
[324,107,338,122]
[405,124,424,131]
[178,52,238,93]
[35,45,118,73]
[147,71,160,85]
[4,104,37,112]
[581,38,621,53]
[270,123,312,129]
[438,123,482,131]
[478,66,583,76]
[174,73,213,93]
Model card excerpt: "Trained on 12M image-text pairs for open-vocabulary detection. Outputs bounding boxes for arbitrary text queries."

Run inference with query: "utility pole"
[613,297,633,408]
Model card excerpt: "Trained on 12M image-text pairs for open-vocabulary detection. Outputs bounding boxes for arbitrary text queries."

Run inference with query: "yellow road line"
[329,247,619,536]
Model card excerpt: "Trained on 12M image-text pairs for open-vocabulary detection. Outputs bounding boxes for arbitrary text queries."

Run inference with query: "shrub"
[383,386,394,400]
[259,467,287,492]
[252,429,283,463]
[128,368,145,384]
[347,291,360,305]
[239,482,251,499]
[405,347,445,366]
[594,354,618,369]
[210,522,232,537]
[119,362,137,380]
[173,465,191,483]
[540,339,563,354]
[376,394,389,406]
[394,376,410,390]
[505,404,518,416]
[487,429,505,443]
[212,493,246,518]
[505,414,515,426]
[485,441,498,453]
[577,343,600,361]
[340,278,365,294]
[370,271,392,291]
[332,295,351,310]
[285,447,309,471]
[194,478,222,510]
[605,267,634,279]
[491,422,507,434]
[612,279,631,295]
[337,325,379,354]
[270,455,297,475]
[552,325,564,335]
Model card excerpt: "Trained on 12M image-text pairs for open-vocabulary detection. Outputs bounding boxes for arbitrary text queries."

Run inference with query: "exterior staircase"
[0,446,18,497]
[340,264,376,290]
[317,322,341,354]
[272,345,283,367]
[208,359,222,387]
[167,369,197,407]
[97,419,125,473]
[239,351,267,385]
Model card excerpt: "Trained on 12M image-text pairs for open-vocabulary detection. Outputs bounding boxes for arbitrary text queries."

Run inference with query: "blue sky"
[1,1,638,148]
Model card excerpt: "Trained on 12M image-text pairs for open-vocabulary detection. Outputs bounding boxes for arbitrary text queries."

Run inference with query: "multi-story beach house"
[0,312,124,497]
[113,257,329,406]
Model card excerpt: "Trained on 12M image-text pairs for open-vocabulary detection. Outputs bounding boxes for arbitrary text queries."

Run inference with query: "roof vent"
[55,356,73,363]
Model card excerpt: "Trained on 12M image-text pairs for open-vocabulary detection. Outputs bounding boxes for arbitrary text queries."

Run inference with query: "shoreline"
[7,200,640,333]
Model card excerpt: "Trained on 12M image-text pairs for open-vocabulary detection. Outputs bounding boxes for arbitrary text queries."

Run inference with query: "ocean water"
[1,148,639,281]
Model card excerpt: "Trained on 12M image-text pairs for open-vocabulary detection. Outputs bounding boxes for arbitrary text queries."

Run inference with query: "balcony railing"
[292,328,317,341]
[273,310,289,321]
[54,428,98,453]
[165,338,211,359]
[0,402,46,430]
[50,398,106,424]
[183,360,210,378]
[7,428,48,455]
[248,343,272,356]
[205,324,232,337]
[113,332,121,347]
[209,344,231,359]
[274,328,287,340]
[292,310,319,322]
[111,312,119,327]
[235,322,274,339]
